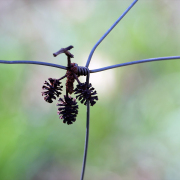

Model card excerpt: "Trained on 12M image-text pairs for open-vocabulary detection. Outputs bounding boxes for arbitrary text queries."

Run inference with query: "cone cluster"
[41,46,98,125]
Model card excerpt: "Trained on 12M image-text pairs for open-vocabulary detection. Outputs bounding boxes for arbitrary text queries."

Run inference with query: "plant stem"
[73,72,81,84]
[67,56,71,68]
[66,89,68,97]
[58,75,67,81]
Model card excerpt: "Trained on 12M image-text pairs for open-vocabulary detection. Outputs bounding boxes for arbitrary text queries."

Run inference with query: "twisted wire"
[77,66,89,76]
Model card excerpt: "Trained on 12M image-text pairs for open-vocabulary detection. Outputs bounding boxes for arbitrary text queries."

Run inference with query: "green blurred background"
[0,0,180,180]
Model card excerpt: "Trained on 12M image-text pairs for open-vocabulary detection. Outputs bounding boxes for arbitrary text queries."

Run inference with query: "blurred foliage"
[0,0,180,180]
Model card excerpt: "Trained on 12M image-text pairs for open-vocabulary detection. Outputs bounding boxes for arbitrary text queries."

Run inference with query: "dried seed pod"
[57,95,79,125]
[42,78,63,103]
[66,63,78,94]
[74,83,98,106]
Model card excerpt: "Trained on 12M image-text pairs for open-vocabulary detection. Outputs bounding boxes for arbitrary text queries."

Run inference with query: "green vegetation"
[0,1,180,179]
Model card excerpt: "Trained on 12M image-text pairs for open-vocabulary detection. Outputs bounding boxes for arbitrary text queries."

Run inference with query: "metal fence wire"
[0,0,180,180]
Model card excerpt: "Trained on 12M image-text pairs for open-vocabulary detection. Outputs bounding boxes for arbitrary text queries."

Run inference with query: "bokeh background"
[0,0,180,180]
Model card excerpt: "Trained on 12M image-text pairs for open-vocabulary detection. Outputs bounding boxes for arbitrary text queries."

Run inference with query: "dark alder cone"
[42,78,63,103]
[74,83,98,106]
[57,95,79,125]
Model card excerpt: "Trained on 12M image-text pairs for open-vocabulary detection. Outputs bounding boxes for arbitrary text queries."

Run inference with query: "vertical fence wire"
[80,70,90,180]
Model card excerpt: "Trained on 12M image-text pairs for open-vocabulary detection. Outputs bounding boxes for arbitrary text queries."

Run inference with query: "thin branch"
[90,56,180,73]
[66,89,68,97]
[0,60,67,70]
[67,56,71,68]
[85,0,138,68]
[58,75,67,81]
[53,45,74,58]
[73,72,81,84]
[80,70,90,180]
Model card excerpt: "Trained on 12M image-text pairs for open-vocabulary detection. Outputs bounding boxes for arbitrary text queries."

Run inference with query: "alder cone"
[42,78,63,103]
[57,95,79,125]
[74,83,98,106]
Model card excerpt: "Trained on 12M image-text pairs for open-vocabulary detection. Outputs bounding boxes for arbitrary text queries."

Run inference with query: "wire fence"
[0,0,180,180]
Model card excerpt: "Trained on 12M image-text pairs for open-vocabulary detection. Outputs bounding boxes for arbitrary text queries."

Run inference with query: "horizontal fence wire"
[0,60,67,70]
[90,56,180,73]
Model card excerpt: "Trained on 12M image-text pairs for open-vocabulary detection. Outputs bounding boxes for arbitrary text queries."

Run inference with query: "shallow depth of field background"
[0,0,180,180]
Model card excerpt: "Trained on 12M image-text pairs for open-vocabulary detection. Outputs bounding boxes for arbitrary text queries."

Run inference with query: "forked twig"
[53,45,74,58]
